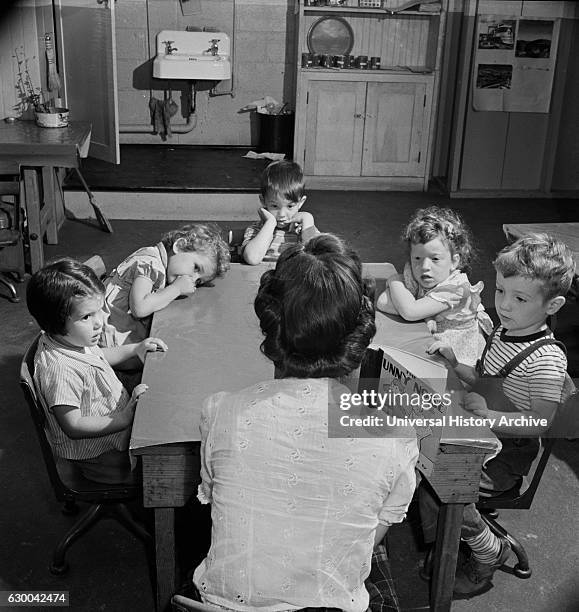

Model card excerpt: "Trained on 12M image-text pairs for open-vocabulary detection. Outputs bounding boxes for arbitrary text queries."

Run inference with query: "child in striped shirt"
[423,233,575,598]
[27,258,168,485]
[241,160,319,265]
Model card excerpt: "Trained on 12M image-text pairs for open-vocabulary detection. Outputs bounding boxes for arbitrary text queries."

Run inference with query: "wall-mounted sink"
[153,31,231,81]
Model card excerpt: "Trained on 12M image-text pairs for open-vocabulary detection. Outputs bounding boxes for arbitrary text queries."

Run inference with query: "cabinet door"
[304,81,366,176]
[362,81,429,177]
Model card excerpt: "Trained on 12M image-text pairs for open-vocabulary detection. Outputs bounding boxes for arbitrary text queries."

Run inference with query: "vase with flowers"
[15,50,69,128]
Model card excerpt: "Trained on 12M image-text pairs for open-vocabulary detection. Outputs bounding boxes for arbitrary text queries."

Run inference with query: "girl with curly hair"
[191,234,418,612]
[377,206,493,366]
[101,223,230,347]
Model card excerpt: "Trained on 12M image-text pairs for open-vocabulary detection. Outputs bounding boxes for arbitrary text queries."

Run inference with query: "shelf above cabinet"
[303,7,440,17]
[300,66,434,75]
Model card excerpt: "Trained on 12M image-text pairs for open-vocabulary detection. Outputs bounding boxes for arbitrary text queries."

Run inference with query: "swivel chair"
[0,166,24,302]
[172,595,222,611]
[477,384,578,579]
[20,335,151,575]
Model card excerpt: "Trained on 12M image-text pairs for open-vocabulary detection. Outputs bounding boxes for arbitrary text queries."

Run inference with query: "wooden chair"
[477,385,578,578]
[0,164,25,302]
[171,594,222,611]
[20,332,151,575]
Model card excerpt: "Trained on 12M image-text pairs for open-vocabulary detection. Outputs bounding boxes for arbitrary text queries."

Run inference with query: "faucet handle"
[162,40,178,54]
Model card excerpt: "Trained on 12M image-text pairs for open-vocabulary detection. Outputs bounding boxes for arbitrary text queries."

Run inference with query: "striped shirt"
[33,333,131,460]
[241,222,299,261]
[481,326,567,412]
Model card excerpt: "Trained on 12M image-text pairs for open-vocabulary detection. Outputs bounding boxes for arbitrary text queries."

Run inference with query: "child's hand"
[173,274,198,296]
[131,383,149,402]
[426,341,458,368]
[426,318,438,334]
[464,392,489,418]
[258,207,277,226]
[290,211,314,234]
[136,337,168,362]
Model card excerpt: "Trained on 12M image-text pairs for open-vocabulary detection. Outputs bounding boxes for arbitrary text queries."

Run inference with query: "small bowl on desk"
[34,108,69,128]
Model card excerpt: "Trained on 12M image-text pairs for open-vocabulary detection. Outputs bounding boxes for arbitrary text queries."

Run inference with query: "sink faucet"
[206,39,220,56]
[163,40,178,55]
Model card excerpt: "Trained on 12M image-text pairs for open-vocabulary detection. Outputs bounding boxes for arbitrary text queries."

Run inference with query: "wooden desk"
[0,120,92,272]
[503,222,579,265]
[131,264,273,611]
[370,311,498,611]
[132,263,497,612]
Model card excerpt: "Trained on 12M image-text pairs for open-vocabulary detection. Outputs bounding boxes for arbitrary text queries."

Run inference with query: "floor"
[64,145,269,192]
[1,149,578,612]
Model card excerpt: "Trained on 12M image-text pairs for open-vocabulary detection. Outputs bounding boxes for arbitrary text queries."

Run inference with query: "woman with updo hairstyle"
[191,234,419,612]
[255,232,375,379]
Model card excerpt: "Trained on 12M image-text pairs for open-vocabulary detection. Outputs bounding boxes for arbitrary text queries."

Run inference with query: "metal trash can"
[257,111,294,156]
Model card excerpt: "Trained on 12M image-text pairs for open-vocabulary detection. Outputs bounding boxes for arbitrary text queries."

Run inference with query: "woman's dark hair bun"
[254,234,376,378]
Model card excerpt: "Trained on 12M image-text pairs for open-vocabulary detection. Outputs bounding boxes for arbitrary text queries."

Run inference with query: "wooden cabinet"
[302,75,432,183]
[294,1,446,190]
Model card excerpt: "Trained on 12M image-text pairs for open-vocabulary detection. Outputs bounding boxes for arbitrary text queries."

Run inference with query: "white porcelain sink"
[153,30,231,80]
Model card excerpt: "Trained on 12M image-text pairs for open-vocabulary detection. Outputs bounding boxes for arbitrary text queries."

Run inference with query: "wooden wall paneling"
[0,1,44,120]
[423,10,445,188]
[431,6,461,179]
[479,0,521,15]
[447,1,476,192]
[501,114,548,190]
[0,10,14,119]
[459,99,509,190]
[547,18,577,192]
[302,13,435,68]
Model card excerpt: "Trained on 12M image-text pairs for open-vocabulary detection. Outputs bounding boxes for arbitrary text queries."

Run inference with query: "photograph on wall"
[476,64,512,90]
[515,20,553,58]
[473,15,558,113]
[478,18,515,50]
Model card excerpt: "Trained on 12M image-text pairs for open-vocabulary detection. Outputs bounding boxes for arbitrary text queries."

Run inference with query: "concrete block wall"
[116,0,296,146]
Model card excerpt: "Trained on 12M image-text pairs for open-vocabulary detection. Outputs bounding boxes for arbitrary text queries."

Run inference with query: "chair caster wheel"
[49,561,69,576]
[513,565,532,579]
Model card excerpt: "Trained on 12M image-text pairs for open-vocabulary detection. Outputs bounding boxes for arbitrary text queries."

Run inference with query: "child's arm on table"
[376,271,402,314]
[101,336,168,368]
[388,274,449,321]
[242,208,277,265]
[426,341,477,387]
[290,211,318,242]
[130,274,198,319]
[463,393,557,436]
[52,383,148,440]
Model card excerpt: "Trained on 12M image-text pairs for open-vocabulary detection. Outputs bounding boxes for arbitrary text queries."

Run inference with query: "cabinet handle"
[354,113,364,118]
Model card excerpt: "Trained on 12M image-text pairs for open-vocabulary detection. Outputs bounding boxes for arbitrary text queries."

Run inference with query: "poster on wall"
[473,15,559,113]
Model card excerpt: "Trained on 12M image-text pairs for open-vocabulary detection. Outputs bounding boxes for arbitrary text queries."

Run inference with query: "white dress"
[405,265,494,366]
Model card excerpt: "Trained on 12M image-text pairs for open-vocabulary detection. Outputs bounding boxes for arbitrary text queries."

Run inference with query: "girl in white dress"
[377,206,493,366]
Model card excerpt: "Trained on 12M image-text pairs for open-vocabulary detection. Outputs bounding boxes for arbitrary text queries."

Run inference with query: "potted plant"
[15,50,69,128]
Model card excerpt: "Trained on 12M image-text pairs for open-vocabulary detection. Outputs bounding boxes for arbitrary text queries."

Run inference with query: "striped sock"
[463,525,501,564]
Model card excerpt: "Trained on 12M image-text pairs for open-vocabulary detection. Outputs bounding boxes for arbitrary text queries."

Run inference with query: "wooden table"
[503,222,579,265]
[131,264,274,611]
[370,309,498,612]
[0,120,92,272]
[132,263,498,612]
